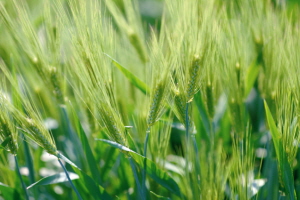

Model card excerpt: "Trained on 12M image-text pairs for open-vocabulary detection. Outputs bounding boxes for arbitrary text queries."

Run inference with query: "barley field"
[0,0,300,199]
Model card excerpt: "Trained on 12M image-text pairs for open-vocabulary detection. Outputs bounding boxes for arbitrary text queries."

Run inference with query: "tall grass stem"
[142,127,150,199]
[128,157,146,200]
[192,135,201,186]
[185,103,191,196]
[14,155,29,200]
[23,134,35,184]
[58,158,83,200]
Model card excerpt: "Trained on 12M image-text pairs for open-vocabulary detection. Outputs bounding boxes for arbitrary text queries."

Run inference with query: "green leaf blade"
[71,167,113,200]
[130,152,183,197]
[58,153,81,170]
[104,53,150,94]
[96,139,183,197]
[244,62,260,98]
[27,172,79,189]
[72,107,102,184]
[194,91,211,137]
[264,101,296,199]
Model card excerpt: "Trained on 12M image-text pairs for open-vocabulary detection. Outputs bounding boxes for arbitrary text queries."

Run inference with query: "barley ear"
[13,112,58,156]
[24,118,58,155]
[147,82,166,127]
[173,90,192,127]
[229,98,244,138]
[206,80,214,119]
[0,117,18,155]
[99,106,127,146]
[0,95,18,155]
[187,55,201,102]
[49,66,64,104]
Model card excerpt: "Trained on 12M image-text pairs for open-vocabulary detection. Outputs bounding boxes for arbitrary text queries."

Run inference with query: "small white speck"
[39,168,57,177]
[54,186,64,194]
[20,167,29,176]
[128,187,134,195]
[41,151,57,162]
[44,118,59,130]
[255,148,267,158]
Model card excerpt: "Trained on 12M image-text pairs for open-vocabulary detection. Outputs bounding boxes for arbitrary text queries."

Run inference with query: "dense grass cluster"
[0,0,300,199]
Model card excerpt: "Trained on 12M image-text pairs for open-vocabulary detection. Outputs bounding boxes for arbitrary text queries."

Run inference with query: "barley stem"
[192,135,201,186]
[58,158,83,200]
[22,134,35,184]
[185,103,191,195]
[185,103,190,140]
[128,156,146,200]
[14,155,29,200]
[142,127,150,198]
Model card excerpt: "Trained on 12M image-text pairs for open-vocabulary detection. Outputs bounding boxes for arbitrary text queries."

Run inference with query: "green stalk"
[22,135,35,184]
[128,156,145,200]
[185,103,190,144]
[192,135,200,186]
[58,158,83,200]
[14,155,29,200]
[22,134,38,199]
[142,127,150,199]
[185,103,191,197]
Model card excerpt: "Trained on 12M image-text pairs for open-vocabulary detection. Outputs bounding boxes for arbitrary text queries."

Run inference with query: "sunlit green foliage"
[0,0,300,199]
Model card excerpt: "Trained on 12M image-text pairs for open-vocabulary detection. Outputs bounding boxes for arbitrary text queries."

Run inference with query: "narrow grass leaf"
[71,167,114,200]
[212,93,227,129]
[27,172,79,189]
[104,53,150,94]
[194,91,211,135]
[260,156,279,200]
[97,139,183,197]
[192,136,201,186]
[264,101,296,199]
[130,152,182,197]
[14,155,29,200]
[57,159,82,200]
[59,106,84,164]
[128,157,145,200]
[244,62,260,98]
[150,191,171,199]
[22,135,35,184]
[95,139,137,154]
[57,153,81,170]
[72,107,102,184]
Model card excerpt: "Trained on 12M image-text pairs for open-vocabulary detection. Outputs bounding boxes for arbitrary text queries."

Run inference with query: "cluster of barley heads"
[0,0,300,199]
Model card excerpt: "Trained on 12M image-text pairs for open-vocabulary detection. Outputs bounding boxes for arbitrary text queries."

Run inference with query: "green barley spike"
[100,108,126,146]
[206,81,214,119]
[174,90,189,126]
[229,98,244,138]
[49,67,64,104]
[0,117,18,155]
[147,82,165,127]
[187,55,201,102]
[0,96,18,155]
[235,62,241,87]
[22,118,58,156]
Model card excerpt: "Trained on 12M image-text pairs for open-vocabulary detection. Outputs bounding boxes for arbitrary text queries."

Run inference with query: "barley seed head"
[147,82,166,126]
[0,92,19,155]
[0,113,18,155]
[187,54,201,102]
